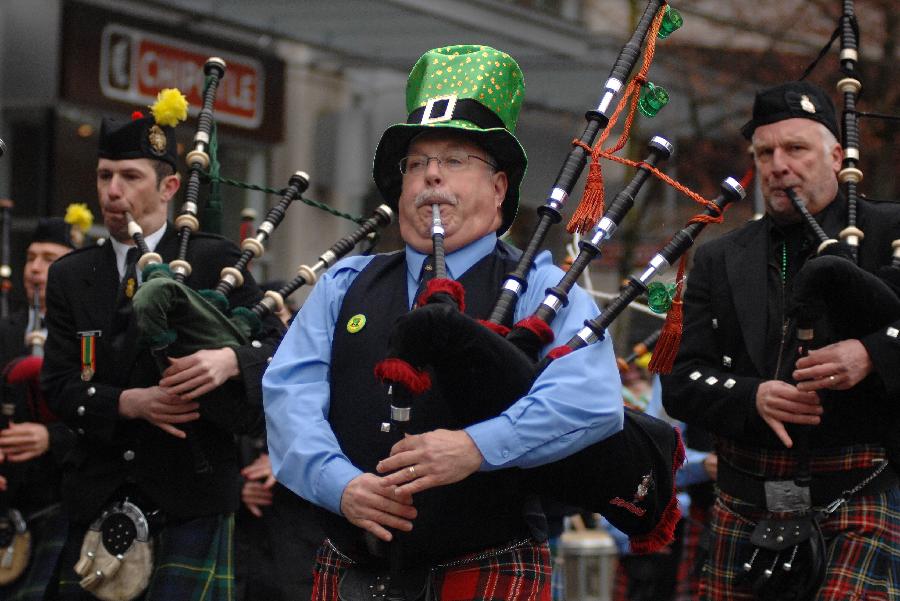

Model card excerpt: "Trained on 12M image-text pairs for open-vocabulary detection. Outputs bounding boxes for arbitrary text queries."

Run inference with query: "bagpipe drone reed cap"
[741,81,839,141]
[373,45,527,235]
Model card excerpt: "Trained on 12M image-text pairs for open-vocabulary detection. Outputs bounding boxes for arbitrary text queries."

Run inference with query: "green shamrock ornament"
[647,281,676,314]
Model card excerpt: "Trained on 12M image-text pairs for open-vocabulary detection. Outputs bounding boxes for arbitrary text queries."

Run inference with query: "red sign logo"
[100,24,264,129]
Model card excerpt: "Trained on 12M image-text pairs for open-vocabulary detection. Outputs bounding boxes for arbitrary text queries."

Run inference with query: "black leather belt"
[717,459,898,510]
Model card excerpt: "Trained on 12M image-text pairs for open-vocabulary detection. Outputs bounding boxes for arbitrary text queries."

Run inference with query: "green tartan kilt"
[57,513,235,601]
[2,503,68,601]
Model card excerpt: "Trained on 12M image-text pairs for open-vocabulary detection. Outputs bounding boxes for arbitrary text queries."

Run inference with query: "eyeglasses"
[398,152,497,176]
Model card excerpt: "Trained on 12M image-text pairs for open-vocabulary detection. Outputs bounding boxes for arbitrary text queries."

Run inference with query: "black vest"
[323,242,537,565]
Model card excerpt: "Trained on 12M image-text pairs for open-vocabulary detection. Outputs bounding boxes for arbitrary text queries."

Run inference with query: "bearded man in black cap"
[41,101,283,600]
[0,218,76,599]
[662,80,900,600]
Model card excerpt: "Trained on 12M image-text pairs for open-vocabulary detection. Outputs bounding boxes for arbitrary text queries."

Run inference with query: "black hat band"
[407,97,506,131]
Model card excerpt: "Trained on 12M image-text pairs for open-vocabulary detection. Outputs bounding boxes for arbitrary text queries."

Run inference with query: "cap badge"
[147,124,167,155]
[800,95,816,115]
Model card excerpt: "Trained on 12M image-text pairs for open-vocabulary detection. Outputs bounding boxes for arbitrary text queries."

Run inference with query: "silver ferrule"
[391,405,411,423]
[182,202,198,215]
[576,326,599,346]
[222,273,237,286]
[596,78,624,116]
[797,328,814,341]
[259,221,275,236]
[541,295,563,314]
[638,254,670,284]
[431,204,444,235]
[591,216,617,244]
[194,131,210,145]
[320,250,337,267]
[502,279,523,295]
[547,187,568,212]
[844,147,860,161]
[309,261,327,276]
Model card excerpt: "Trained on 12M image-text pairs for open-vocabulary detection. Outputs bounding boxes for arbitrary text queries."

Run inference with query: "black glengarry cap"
[741,81,839,140]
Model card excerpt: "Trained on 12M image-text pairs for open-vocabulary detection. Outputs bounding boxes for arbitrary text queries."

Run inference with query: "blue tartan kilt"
[56,513,235,601]
[1,503,68,601]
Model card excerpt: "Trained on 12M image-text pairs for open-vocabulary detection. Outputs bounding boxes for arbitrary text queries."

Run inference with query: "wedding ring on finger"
[829,375,836,383]
[408,465,416,478]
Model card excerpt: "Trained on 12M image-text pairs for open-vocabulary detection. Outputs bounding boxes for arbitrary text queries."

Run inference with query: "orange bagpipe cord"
[567,3,666,234]
[565,3,758,372]
[647,164,756,374]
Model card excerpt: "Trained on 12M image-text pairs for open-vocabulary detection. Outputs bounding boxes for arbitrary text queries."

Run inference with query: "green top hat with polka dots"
[373,44,527,235]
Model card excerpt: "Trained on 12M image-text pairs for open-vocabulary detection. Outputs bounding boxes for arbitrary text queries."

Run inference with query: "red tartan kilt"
[701,488,900,601]
[312,539,551,601]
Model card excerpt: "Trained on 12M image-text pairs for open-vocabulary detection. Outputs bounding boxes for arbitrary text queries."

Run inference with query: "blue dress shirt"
[263,233,624,515]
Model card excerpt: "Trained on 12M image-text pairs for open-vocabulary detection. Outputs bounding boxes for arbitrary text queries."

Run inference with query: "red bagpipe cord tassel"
[629,427,686,554]
[373,358,432,395]
[648,254,688,375]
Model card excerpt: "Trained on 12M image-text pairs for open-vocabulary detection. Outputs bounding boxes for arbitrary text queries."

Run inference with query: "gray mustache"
[414,189,459,208]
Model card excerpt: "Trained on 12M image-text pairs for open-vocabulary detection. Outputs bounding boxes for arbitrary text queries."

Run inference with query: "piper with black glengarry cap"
[40,84,285,599]
[662,79,900,600]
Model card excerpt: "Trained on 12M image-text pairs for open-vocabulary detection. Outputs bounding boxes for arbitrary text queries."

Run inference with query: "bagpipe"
[372,1,747,551]
[0,290,48,586]
[129,171,393,477]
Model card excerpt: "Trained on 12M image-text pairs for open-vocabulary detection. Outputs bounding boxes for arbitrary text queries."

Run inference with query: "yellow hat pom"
[65,203,93,233]
[150,88,189,127]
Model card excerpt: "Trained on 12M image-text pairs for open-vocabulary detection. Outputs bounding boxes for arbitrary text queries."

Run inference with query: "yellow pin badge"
[346,314,366,333]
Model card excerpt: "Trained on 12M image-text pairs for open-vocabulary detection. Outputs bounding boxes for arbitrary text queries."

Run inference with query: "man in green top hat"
[264,45,624,600]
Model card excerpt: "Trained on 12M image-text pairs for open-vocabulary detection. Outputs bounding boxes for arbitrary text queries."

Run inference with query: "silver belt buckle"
[764,480,811,512]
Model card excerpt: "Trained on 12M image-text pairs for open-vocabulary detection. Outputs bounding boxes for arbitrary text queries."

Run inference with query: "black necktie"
[112,247,140,340]
[413,255,435,308]
[120,247,140,301]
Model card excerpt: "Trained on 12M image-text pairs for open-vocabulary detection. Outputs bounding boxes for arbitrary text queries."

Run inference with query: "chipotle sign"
[99,24,264,129]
